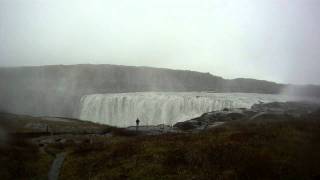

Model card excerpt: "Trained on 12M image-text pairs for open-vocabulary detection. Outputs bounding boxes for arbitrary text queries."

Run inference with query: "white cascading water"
[79,92,300,127]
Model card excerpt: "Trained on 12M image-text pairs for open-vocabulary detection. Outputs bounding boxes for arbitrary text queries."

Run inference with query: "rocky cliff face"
[0,64,318,117]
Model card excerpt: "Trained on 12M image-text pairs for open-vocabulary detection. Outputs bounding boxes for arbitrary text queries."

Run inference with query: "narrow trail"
[250,112,267,120]
[48,152,66,180]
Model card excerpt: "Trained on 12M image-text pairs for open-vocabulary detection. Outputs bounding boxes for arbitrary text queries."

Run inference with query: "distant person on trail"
[136,118,140,131]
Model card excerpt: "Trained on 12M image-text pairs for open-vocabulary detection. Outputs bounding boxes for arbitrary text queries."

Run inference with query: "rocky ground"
[173,101,320,131]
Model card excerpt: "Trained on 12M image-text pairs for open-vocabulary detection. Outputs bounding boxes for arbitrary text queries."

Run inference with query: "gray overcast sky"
[0,0,320,85]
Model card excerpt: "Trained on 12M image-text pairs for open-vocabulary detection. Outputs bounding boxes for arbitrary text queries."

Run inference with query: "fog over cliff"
[0,64,319,118]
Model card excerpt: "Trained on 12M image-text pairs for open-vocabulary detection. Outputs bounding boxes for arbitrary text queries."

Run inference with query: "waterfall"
[79,92,295,127]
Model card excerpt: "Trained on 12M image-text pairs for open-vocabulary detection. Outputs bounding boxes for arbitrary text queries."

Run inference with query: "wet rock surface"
[126,124,178,135]
[174,101,320,131]
[174,108,247,131]
[251,101,320,117]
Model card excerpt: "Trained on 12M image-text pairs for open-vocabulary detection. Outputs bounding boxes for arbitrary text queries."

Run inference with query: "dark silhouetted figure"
[136,118,140,131]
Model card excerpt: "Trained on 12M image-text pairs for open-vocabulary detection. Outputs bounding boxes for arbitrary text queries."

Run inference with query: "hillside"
[0,64,318,118]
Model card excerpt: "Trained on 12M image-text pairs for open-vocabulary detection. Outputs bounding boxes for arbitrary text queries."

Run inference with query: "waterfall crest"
[79,92,295,127]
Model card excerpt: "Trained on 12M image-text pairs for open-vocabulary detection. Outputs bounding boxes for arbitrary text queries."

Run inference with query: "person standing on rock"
[136,118,140,131]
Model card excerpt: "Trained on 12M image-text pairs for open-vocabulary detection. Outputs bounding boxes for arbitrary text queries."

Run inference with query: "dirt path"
[48,152,66,180]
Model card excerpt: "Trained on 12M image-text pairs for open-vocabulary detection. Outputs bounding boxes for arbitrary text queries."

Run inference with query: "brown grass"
[0,135,54,180]
[60,118,320,180]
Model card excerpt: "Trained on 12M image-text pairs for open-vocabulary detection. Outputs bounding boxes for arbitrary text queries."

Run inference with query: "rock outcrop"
[174,102,320,131]
[174,108,247,131]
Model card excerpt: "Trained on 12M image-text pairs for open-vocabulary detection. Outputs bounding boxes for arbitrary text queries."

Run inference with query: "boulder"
[174,120,205,131]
